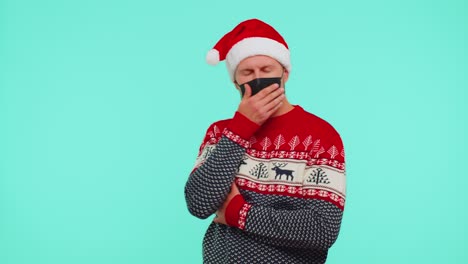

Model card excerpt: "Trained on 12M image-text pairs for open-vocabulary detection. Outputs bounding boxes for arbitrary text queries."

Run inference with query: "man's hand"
[214,182,241,225]
[237,83,285,126]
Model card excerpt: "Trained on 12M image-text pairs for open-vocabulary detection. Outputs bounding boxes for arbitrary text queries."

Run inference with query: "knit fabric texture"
[185,105,346,264]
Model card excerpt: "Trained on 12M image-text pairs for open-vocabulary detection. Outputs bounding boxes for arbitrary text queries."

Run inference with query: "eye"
[242,70,253,75]
[261,66,272,73]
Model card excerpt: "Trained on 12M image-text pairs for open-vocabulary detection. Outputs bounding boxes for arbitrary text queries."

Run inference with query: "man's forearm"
[224,193,344,250]
[185,112,260,219]
[184,136,246,219]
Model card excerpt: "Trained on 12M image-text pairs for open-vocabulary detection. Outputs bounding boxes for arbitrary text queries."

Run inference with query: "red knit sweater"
[194,105,345,228]
[186,104,346,263]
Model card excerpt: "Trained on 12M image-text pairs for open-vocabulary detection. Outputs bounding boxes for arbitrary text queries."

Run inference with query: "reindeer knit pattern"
[185,105,346,264]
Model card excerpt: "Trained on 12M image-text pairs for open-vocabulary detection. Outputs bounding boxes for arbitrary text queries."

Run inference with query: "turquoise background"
[1,0,467,263]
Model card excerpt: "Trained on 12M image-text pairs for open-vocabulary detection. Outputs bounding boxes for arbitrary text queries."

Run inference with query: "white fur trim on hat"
[225,37,291,81]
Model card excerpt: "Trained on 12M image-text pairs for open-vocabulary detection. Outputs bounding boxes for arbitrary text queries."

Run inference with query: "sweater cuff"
[225,194,252,230]
[225,111,260,144]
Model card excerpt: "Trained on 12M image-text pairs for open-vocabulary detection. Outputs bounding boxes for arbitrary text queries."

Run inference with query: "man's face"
[234,55,289,88]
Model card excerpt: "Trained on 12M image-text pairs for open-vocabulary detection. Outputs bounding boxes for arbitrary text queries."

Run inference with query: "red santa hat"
[206,18,291,81]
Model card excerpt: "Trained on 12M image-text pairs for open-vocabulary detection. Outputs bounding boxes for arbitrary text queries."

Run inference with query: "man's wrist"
[225,111,260,142]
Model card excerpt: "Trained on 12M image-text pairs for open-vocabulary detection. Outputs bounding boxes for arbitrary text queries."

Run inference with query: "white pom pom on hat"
[205,18,291,81]
[206,49,220,65]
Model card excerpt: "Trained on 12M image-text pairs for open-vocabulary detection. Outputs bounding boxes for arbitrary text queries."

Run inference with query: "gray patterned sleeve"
[184,136,246,219]
[243,200,344,250]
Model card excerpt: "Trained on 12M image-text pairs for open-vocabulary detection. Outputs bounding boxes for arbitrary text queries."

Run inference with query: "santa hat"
[206,18,291,81]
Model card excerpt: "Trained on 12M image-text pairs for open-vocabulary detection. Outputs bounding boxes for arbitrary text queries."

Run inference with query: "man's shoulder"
[298,105,342,140]
[204,117,232,132]
[298,106,345,162]
[301,107,336,131]
[198,117,233,144]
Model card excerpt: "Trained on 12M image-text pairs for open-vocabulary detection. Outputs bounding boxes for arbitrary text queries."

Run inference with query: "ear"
[233,81,243,97]
[283,68,290,83]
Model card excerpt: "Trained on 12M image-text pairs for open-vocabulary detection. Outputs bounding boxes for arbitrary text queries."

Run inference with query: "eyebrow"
[238,64,275,72]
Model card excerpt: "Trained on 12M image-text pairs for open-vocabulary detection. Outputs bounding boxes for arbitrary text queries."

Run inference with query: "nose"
[254,69,262,79]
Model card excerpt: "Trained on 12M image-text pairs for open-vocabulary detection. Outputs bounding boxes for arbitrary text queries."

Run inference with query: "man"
[184,18,346,263]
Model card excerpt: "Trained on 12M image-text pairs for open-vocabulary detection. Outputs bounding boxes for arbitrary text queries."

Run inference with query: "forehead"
[236,55,282,70]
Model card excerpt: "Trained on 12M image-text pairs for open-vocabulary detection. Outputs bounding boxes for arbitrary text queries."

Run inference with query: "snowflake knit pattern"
[185,105,346,264]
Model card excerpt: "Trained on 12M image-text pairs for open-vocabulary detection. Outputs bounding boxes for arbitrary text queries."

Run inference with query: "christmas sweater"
[184,105,346,264]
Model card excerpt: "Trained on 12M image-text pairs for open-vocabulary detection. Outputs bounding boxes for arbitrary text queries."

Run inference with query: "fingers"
[260,86,284,107]
[242,83,252,100]
[213,215,220,223]
[236,82,285,125]
[251,83,284,114]
[244,83,283,104]
[247,83,284,107]
[265,98,284,116]
[230,182,240,195]
[256,83,281,99]
[214,210,226,224]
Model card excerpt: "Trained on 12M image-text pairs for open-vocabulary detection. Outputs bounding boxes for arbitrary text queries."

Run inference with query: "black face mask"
[238,77,282,96]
